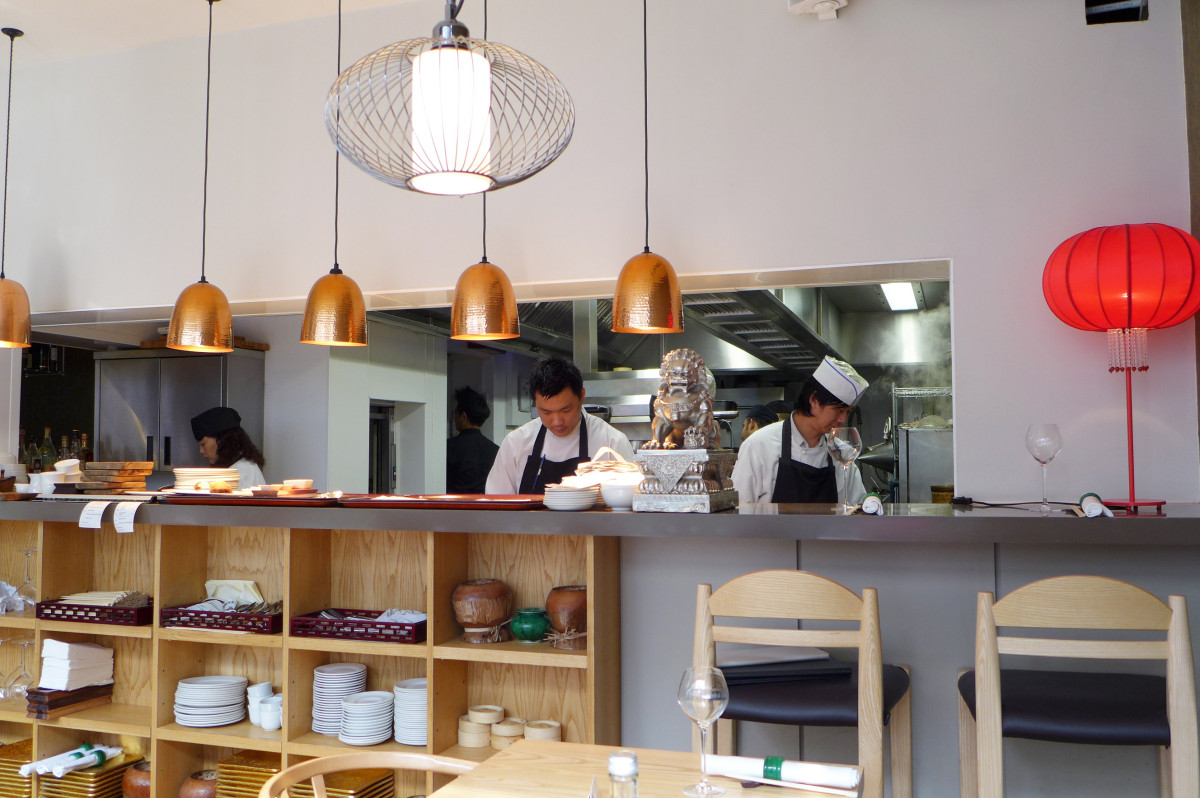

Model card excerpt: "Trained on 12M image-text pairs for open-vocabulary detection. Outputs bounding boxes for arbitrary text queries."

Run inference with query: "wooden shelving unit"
[0,515,619,798]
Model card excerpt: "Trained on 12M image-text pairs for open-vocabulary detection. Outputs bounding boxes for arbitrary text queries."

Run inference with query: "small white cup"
[247,681,273,698]
[260,694,283,708]
[259,705,282,731]
[248,695,264,725]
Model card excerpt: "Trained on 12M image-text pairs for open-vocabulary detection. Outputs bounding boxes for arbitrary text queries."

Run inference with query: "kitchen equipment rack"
[0,512,618,798]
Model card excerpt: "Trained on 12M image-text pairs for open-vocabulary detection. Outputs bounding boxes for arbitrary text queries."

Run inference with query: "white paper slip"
[114,501,141,533]
[78,501,110,529]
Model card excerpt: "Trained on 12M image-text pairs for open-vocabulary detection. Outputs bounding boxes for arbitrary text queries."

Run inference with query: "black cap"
[191,407,241,440]
[745,405,778,427]
[766,400,792,416]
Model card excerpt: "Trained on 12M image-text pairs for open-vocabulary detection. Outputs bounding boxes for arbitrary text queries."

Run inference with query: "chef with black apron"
[485,357,636,495]
[731,356,869,505]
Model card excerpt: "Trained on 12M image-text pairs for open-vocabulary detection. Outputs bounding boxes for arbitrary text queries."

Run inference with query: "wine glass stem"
[23,552,31,587]
[1041,464,1048,507]
[698,721,711,789]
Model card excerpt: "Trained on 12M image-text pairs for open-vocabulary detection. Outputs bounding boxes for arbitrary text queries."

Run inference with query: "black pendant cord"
[331,0,342,275]
[480,0,488,264]
[200,0,215,284]
[0,29,20,281]
[642,0,650,255]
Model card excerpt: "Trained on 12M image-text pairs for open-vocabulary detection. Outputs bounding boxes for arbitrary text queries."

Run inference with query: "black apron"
[518,417,590,495]
[769,416,838,503]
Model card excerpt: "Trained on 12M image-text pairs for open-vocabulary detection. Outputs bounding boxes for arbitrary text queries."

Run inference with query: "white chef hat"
[813,356,869,406]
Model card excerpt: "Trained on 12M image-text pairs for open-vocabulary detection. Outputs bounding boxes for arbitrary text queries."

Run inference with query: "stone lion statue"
[642,348,720,450]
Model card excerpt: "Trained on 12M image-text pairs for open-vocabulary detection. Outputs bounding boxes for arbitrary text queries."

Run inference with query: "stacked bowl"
[542,484,599,511]
[173,467,240,490]
[392,678,428,745]
[174,675,247,727]
[338,691,394,746]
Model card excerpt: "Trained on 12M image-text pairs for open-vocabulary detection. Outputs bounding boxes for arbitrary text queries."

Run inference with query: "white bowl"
[600,482,637,512]
[54,459,81,474]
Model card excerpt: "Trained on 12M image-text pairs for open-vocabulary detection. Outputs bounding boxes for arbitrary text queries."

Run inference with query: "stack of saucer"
[311,662,367,735]
[392,678,428,745]
[543,484,599,511]
[338,691,394,746]
[174,675,247,727]
[173,467,240,490]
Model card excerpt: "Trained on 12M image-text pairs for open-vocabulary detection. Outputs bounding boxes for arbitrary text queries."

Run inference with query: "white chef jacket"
[485,413,636,494]
[233,458,266,490]
[731,418,866,506]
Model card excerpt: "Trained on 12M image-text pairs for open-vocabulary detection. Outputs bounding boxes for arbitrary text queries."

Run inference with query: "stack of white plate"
[338,691,394,746]
[311,662,367,735]
[393,677,428,745]
[173,467,240,490]
[174,675,248,727]
[543,484,599,511]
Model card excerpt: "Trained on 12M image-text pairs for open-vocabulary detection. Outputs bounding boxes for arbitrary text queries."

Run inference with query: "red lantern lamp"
[1042,223,1200,514]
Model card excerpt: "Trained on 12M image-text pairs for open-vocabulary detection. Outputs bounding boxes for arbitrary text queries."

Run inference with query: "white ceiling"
[0,0,418,64]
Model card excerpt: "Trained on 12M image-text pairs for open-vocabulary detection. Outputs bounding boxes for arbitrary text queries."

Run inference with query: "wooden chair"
[957,575,1199,798]
[258,751,476,798]
[694,569,913,798]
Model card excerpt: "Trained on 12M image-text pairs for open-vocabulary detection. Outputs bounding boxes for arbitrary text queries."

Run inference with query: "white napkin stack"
[38,639,114,691]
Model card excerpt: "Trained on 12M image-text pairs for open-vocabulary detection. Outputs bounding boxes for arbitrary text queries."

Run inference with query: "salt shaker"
[608,749,638,798]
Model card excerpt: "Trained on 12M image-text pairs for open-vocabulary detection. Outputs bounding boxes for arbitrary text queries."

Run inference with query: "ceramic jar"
[452,578,514,643]
[121,761,151,798]
[178,770,218,798]
[510,607,551,643]
[545,584,587,650]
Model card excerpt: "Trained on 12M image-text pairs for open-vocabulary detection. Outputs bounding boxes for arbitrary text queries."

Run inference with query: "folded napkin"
[860,493,885,515]
[707,755,860,791]
[1080,493,1114,518]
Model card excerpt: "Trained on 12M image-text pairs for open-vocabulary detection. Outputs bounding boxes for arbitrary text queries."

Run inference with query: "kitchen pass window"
[1086,0,1148,24]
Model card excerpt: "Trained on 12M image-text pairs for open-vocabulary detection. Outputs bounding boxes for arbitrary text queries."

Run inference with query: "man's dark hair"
[214,427,265,469]
[454,386,492,427]
[793,376,849,417]
[529,356,583,402]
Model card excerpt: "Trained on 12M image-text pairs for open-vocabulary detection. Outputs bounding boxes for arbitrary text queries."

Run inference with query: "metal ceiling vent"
[788,0,848,22]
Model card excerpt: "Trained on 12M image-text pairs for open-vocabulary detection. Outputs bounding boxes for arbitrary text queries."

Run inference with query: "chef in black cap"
[740,404,779,444]
[191,407,266,488]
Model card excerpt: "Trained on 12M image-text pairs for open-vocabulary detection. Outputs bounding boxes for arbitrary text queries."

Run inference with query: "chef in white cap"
[732,356,869,505]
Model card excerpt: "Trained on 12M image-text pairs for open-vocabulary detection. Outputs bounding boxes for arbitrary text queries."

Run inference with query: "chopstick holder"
[707,754,860,791]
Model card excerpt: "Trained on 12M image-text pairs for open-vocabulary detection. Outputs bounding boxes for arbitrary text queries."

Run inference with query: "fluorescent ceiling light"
[881,282,918,311]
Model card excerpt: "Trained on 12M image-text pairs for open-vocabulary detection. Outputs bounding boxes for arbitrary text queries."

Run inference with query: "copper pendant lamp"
[0,28,30,349]
[302,0,366,346]
[449,4,518,341]
[167,0,233,353]
[612,0,682,335]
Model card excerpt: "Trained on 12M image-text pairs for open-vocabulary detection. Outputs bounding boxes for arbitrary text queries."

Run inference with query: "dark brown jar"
[452,578,514,643]
[545,585,587,650]
[122,761,151,798]
[179,770,218,798]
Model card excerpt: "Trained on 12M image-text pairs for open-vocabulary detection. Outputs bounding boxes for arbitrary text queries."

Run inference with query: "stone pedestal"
[632,449,738,513]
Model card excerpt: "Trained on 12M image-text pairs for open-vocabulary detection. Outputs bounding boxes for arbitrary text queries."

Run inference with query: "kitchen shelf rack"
[0,513,618,798]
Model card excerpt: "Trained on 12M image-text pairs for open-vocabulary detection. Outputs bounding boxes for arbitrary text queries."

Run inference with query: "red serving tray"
[338,493,545,510]
[156,493,339,507]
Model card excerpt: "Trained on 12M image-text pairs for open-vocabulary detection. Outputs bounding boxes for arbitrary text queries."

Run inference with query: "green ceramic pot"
[510,607,550,643]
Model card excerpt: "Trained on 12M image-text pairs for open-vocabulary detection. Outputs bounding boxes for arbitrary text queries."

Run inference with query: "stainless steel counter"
[4,499,1200,545]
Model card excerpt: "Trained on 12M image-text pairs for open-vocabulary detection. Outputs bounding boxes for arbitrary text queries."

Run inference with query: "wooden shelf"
[285,732,428,757]
[156,719,282,751]
[40,701,150,735]
[285,635,428,658]
[0,609,35,629]
[158,627,284,648]
[438,744,500,763]
[434,639,589,669]
[38,619,153,638]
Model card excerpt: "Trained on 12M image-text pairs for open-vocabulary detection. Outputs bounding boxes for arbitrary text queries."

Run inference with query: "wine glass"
[1025,424,1063,514]
[6,638,33,698]
[16,547,36,606]
[826,427,863,514]
[677,667,730,797]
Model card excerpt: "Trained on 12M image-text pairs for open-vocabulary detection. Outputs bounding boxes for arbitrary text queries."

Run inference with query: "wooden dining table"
[430,740,859,798]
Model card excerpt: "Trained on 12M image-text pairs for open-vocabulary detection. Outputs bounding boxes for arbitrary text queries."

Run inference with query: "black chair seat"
[958,669,1170,746]
[725,663,910,727]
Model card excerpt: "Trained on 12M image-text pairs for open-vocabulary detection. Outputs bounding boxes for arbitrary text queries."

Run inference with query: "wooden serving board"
[76,481,147,490]
[81,473,150,483]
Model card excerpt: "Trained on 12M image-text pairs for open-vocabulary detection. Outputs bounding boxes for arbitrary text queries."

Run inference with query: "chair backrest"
[974,575,1198,796]
[258,752,476,798]
[695,569,877,671]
